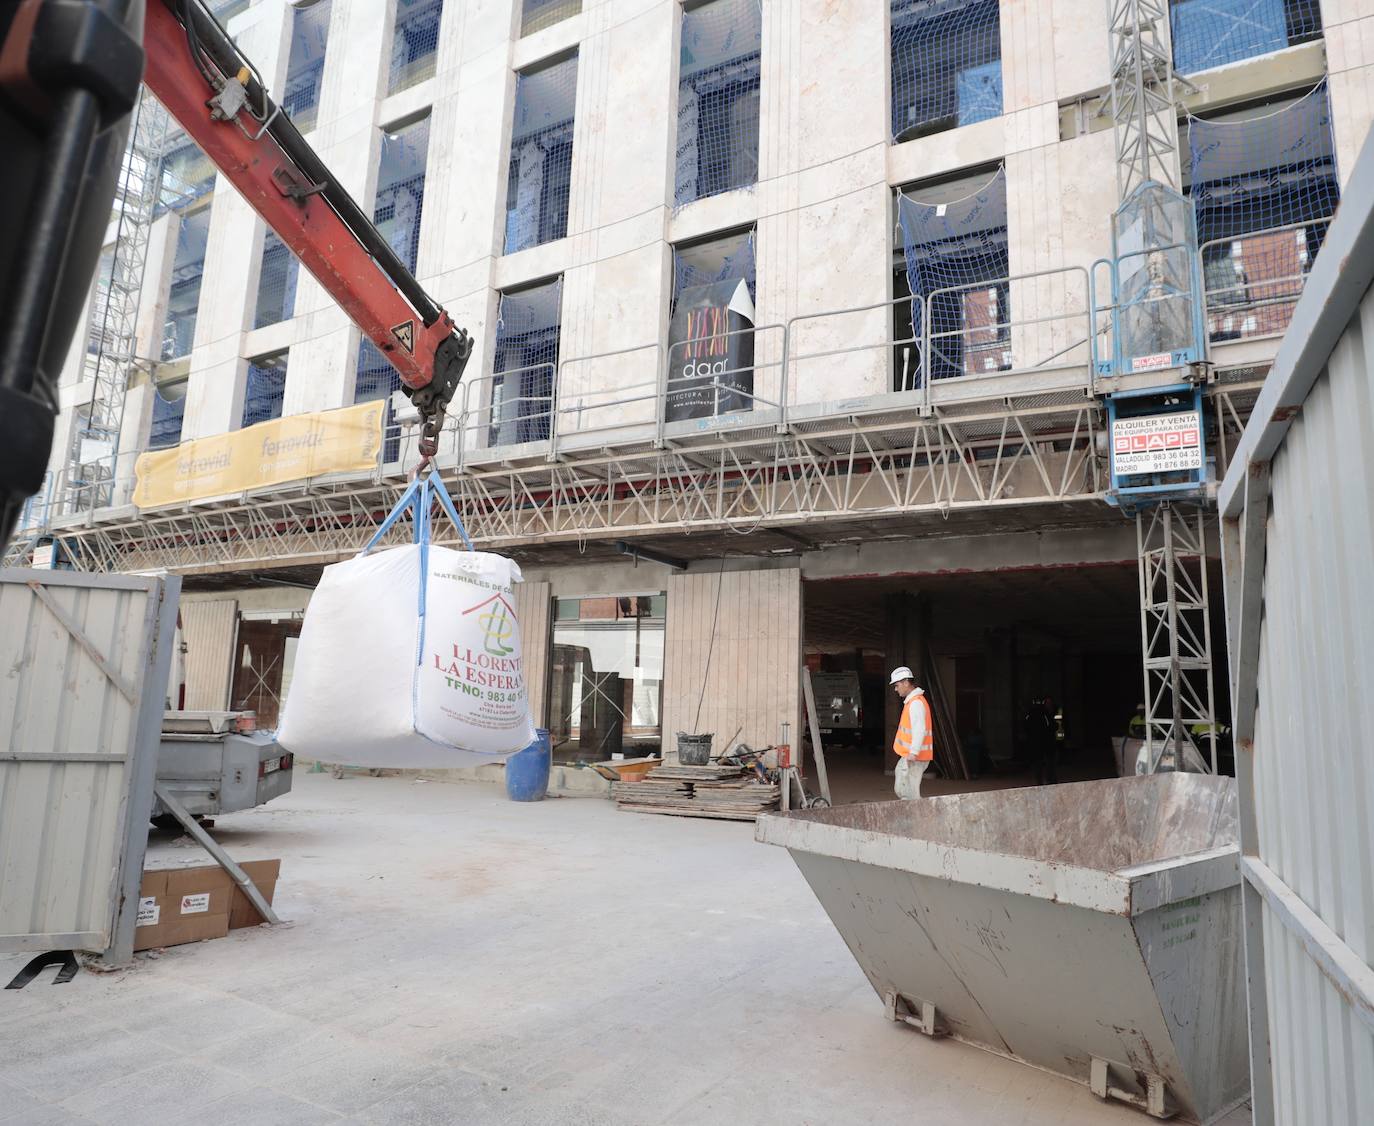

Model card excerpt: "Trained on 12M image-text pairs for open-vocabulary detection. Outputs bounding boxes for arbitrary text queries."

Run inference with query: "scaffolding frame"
[1107,0,1182,198]
[1106,0,1225,766]
[16,380,1261,576]
[1136,503,1218,772]
[62,92,172,516]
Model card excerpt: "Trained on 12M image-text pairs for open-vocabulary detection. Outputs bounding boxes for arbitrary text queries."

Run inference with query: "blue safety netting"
[154,135,216,216]
[355,339,402,464]
[897,168,1009,384]
[389,0,442,94]
[254,231,300,329]
[891,0,1002,143]
[506,55,578,254]
[1187,84,1338,339]
[521,0,581,36]
[491,280,562,446]
[161,207,212,361]
[283,0,331,133]
[675,0,761,208]
[672,228,756,309]
[148,384,186,449]
[1171,0,1322,76]
[1186,83,1339,243]
[376,116,431,274]
[242,353,289,428]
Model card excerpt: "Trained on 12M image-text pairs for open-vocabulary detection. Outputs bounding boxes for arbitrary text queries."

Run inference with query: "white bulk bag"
[276,542,537,768]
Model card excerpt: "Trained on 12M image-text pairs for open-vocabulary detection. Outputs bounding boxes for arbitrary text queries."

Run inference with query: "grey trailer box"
[757,775,1248,1123]
[155,711,293,819]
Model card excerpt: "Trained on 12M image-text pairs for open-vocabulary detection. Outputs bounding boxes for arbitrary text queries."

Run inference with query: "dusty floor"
[818,746,1117,805]
[2,774,1248,1125]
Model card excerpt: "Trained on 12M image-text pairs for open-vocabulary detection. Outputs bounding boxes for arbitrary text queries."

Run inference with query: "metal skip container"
[756,775,1248,1122]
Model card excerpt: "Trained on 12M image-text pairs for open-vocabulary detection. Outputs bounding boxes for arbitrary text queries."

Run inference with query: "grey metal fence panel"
[0,570,179,965]
[1219,126,1374,1125]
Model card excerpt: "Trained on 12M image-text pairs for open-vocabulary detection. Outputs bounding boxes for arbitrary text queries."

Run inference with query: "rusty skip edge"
[754,814,1240,917]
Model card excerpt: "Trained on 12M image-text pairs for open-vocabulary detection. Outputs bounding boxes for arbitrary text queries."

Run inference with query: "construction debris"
[612,764,779,821]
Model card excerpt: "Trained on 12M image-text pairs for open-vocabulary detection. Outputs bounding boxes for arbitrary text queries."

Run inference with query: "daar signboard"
[134,401,383,509]
[1111,410,1203,477]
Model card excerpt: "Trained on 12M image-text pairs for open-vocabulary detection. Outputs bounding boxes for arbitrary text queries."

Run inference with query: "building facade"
[14,0,1374,770]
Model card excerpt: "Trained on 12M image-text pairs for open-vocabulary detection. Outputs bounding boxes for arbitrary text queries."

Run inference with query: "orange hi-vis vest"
[894,690,934,762]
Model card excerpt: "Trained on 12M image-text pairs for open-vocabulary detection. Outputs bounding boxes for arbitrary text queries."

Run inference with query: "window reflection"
[550,595,665,763]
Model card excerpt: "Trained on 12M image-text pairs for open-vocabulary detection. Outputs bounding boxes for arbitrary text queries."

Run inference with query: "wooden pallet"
[613,768,779,821]
[618,805,763,823]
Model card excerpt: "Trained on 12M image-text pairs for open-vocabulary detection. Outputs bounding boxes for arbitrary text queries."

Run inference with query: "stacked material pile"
[612,763,779,821]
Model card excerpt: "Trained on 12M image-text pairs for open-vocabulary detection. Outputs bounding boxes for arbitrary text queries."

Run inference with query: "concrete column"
[1321,0,1374,184]
[422,0,515,298]
[114,382,153,506]
[756,0,890,408]
[181,2,293,439]
[1001,0,1120,372]
[984,627,1016,761]
[415,0,516,445]
[538,2,676,436]
[286,0,392,415]
[135,212,178,368]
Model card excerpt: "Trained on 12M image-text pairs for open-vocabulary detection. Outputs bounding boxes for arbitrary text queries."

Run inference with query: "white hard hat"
[889,666,914,685]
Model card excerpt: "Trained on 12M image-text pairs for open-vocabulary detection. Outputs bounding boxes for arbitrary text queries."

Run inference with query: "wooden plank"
[182,599,238,710]
[662,567,801,763]
[618,805,762,822]
[515,580,552,726]
[801,667,832,805]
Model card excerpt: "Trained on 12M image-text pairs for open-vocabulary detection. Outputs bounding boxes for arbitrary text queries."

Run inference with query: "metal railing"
[783,266,1093,417]
[1200,218,1330,346]
[457,363,557,458]
[662,322,786,430]
[925,265,1094,383]
[784,296,922,411]
[78,242,1307,506]
[15,472,56,535]
[545,341,663,457]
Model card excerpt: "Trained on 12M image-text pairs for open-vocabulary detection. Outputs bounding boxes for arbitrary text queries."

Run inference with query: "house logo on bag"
[463,593,517,657]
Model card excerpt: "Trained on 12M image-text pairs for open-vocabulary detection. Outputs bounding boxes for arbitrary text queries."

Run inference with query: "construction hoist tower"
[1103,0,1220,773]
[62,90,171,516]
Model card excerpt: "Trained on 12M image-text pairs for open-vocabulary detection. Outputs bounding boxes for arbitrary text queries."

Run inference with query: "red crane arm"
[141,0,470,456]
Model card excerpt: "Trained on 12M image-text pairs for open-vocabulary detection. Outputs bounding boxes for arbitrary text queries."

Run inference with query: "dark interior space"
[802,562,1231,803]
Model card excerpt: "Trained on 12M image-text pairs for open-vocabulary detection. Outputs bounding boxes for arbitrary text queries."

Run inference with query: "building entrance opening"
[549,594,665,764]
[802,563,1230,803]
[231,614,303,729]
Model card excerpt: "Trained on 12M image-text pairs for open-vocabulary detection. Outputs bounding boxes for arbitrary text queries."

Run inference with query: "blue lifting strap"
[360,473,476,676]
[362,471,473,556]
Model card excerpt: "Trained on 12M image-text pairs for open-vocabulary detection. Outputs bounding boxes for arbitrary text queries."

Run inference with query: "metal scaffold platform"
[25,375,1263,575]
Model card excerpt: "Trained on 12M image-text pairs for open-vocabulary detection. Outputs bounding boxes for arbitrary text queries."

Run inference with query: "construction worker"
[1128,705,1147,740]
[890,666,933,799]
[1190,720,1231,740]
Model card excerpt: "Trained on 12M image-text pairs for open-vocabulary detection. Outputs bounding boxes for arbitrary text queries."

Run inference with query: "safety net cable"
[896,166,1009,385]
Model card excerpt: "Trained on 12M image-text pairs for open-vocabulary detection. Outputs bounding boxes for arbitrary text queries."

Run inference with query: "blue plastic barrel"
[505,728,551,802]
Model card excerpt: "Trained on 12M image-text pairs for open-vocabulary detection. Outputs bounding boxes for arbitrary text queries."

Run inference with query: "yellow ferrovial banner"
[133,401,384,509]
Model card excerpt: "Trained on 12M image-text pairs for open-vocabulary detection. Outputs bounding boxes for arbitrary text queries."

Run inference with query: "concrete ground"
[2,774,1249,1125]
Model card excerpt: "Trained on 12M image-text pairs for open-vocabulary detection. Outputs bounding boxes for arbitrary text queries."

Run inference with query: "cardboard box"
[134,859,280,951]
[229,859,281,930]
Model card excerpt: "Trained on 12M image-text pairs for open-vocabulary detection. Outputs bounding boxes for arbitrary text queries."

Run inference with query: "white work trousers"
[894,756,928,800]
